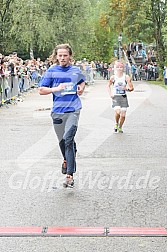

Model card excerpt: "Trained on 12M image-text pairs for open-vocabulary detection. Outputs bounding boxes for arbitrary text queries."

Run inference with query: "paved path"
[0,80,167,251]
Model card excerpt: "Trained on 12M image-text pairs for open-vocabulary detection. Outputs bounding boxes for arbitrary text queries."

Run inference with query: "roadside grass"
[148,80,167,90]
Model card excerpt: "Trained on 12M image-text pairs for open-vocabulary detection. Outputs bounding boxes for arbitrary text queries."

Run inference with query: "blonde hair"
[114,60,125,74]
[114,60,125,67]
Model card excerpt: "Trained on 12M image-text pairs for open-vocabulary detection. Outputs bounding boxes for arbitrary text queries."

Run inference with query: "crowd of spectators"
[75,59,114,83]
[0,52,51,104]
[0,52,49,89]
[0,52,50,106]
[0,43,164,106]
[125,41,159,81]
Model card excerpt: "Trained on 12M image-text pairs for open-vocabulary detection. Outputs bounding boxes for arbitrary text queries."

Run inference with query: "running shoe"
[118,127,123,133]
[63,176,74,188]
[114,124,119,132]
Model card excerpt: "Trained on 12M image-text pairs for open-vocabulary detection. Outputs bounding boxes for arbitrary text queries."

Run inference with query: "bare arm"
[107,75,114,98]
[38,83,66,95]
[125,75,134,91]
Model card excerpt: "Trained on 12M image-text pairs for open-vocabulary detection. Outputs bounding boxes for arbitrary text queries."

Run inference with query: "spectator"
[138,64,143,81]
[131,63,137,81]
[163,66,167,85]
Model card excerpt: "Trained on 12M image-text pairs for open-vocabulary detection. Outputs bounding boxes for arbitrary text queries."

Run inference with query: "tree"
[88,0,116,62]
[48,0,95,59]
[1,0,167,64]
[148,0,167,65]
[107,0,167,65]
[8,0,95,59]
[10,0,55,58]
[0,0,14,53]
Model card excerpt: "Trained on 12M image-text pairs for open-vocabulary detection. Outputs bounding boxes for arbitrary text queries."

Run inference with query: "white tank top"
[113,73,127,95]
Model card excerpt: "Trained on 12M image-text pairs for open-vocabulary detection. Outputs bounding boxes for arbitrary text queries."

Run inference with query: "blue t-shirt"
[39,65,85,114]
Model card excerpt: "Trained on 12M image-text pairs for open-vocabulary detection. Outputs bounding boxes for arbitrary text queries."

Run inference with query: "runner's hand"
[77,85,84,95]
[52,83,66,92]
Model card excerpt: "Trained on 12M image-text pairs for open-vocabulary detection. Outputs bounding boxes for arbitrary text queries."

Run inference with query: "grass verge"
[148,80,167,90]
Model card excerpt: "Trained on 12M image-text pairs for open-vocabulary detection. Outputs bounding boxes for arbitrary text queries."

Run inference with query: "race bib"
[61,82,77,95]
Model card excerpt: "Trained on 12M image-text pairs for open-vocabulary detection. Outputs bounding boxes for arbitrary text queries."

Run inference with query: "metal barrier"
[0,66,117,106]
[0,75,36,106]
[83,68,115,83]
[82,69,95,85]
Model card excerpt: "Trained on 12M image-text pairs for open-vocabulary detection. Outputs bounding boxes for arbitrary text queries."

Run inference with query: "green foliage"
[148,0,167,65]
[10,0,57,56]
[1,0,167,64]
[0,0,14,53]
[149,80,167,90]
[106,0,167,65]
[1,0,96,59]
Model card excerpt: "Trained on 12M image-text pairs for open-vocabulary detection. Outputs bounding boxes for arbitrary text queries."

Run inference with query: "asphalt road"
[0,80,167,251]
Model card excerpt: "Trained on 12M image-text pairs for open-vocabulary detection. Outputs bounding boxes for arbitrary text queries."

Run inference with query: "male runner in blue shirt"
[39,44,85,188]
